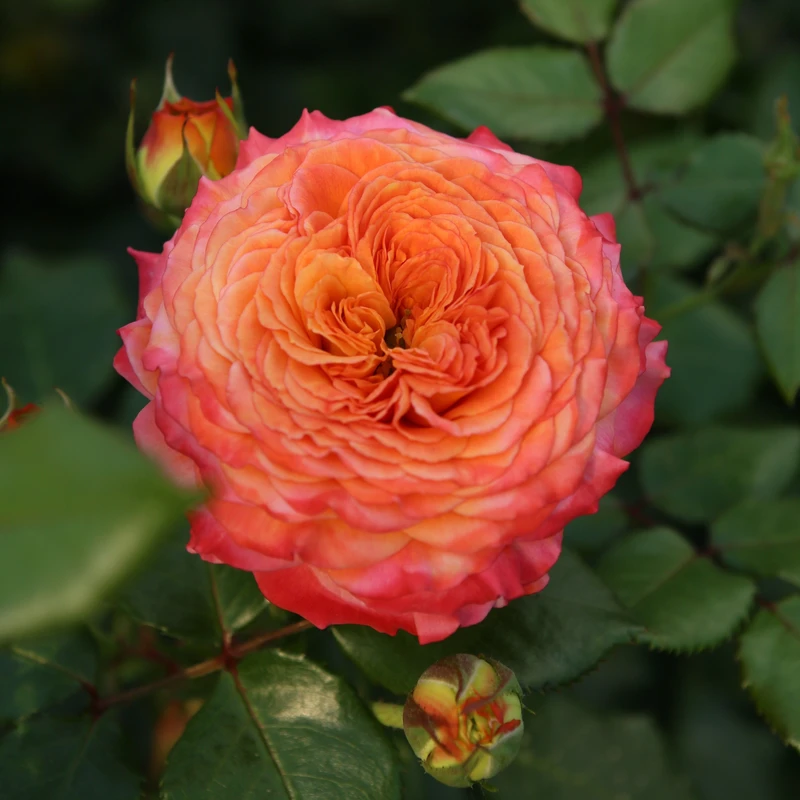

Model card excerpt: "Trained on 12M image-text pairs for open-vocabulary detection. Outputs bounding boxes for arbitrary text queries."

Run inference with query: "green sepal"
[125,79,143,197]
[140,204,183,233]
[215,89,246,147]
[372,701,405,729]
[421,760,474,789]
[227,58,248,139]
[154,124,205,221]
[158,52,182,108]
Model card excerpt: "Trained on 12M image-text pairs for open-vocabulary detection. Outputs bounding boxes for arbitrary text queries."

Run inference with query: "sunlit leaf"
[161,651,401,799]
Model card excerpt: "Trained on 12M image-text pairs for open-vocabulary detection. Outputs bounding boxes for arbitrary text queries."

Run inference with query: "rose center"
[383,308,412,350]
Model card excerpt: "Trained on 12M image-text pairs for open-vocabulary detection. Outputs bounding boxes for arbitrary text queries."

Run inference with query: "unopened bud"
[403,654,523,788]
[126,55,246,228]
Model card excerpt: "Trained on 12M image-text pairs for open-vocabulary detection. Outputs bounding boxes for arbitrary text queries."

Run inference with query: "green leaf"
[116,385,148,432]
[597,528,755,650]
[564,494,629,554]
[333,549,639,696]
[712,499,800,587]
[0,630,96,720]
[618,198,719,277]
[124,534,267,643]
[673,651,799,800]
[0,406,197,643]
[647,274,762,424]
[580,138,718,277]
[213,562,270,634]
[0,252,128,405]
[755,261,800,404]
[640,427,800,524]
[606,0,737,114]
[646,198,719,272]
[492,695,697,799]
[739,596,800,751]
[0,713,140,799]
[161,651,401,800]
[404,47,602,143]
[614,200,653,276]
[660,134,766,232]
[518,0,619,44]
[124,536,213,641]
[581,135,701,216]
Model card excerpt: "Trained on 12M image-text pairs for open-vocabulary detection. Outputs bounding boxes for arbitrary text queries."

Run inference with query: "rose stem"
[94,619,314,713]
[585,40,640,202]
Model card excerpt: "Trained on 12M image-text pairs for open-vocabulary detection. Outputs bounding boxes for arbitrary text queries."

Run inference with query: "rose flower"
[116,108,668,643]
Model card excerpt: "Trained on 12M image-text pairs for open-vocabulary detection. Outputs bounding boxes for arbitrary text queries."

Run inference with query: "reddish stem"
[94,619,314,713]
[586,41,640,201]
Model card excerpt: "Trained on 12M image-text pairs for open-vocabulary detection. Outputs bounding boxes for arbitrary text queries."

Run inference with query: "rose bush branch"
[658,241,800,323]
[586,40,640,202]
[94,619,313,712]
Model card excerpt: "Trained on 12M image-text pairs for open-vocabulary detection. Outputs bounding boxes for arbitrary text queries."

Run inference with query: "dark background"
[2,1,800,797]
[4,0,800,281]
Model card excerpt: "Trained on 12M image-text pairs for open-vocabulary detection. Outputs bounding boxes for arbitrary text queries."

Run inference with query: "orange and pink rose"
[115,107,668,643]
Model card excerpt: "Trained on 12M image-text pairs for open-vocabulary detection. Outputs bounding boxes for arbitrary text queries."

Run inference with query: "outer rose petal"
[253,532,561,644]
[116,108,668,642]
[590,212,617,242]
[133,403,202,490]
[466,125,514,152]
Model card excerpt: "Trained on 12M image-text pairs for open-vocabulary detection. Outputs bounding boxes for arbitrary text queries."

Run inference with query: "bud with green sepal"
[403,654,524,788]
[126,55,247,230]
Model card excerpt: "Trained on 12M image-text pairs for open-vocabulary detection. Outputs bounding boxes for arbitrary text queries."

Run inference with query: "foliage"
[2,0,800,797]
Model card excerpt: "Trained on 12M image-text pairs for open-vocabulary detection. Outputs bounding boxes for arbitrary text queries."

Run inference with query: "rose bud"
[0,379,38,431]
[116,109,669,642]
[403,654,524,787]
[150,698,204,779]
[126,55,246,228]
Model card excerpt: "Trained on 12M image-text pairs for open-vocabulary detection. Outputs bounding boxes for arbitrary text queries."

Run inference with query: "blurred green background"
[3,1,800,798]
